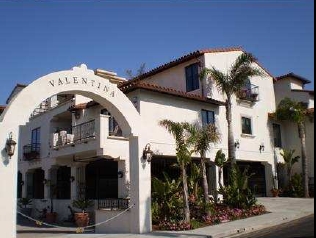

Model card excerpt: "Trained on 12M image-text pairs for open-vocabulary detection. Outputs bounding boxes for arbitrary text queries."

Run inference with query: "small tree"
[201,53,263,167]
[159,120,192,223]
[280,149,300,189]
[275,98,310,197]
[186,123,220,214]
[125,63,146,79]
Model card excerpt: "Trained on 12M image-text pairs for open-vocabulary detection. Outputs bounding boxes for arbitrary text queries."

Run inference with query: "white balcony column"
[129,135,151,233]
[70,166,77,200]
[98,115,110,147]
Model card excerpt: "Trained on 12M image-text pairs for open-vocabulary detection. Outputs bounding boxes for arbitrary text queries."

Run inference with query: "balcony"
[30,95,74,119]
[23,143,41,161]
[52,120,96,148]
[50,115,128,159]
[237,84,260,102]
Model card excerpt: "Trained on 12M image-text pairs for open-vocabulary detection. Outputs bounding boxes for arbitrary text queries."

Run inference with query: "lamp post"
[5,132,17,158]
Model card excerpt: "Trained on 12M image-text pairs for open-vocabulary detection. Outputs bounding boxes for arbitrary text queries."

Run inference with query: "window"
[273,124,282,147]
[31,127,41,152]
[31,128,41,145]
[202,110,215,126]
[241,117,252,135]
[185,63,199,92]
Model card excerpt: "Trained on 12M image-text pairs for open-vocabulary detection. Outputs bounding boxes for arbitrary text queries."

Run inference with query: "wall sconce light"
[5,132,17,158]
[118,171,124,178]
[69,176,75,183]
[43,179,50,185]
[259,143,265,153]
[143,143,154,162]
[234,140,240,149]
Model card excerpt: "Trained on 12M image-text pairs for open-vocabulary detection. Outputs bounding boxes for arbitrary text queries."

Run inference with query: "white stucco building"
[0,47,314,235]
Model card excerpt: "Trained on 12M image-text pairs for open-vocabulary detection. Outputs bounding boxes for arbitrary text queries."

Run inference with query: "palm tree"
[276,98,310,197]
[201,53,263,166]
[159,120,191,223]
[186,123,220,213]
[280,149,300,189]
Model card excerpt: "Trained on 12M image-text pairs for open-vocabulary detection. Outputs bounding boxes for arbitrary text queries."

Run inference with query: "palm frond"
[230,53,258,78]
[203,66,230,95]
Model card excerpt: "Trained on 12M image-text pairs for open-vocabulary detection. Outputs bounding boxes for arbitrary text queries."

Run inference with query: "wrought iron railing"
[237,85,260,102]
[23,143,41,161]
[73,120,96,142]
[30,95,74,118]
[98,198,130,210]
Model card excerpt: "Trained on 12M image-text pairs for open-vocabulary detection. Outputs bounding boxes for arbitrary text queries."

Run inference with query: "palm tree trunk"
[218,167,223,188]
[226,95,236,167]
[298,122,309,198]
[181,163,190,223]
[201,157,210,214]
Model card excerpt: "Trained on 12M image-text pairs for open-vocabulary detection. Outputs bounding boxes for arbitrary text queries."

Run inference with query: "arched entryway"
[0,64,151,237]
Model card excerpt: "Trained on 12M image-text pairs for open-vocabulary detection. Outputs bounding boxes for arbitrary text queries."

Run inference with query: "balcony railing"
[237,85,260,102]
[52,120,96,148]
[73,120,96,142]
[23,143,41,161]
[98,198,130,210]
[30,95,74,118]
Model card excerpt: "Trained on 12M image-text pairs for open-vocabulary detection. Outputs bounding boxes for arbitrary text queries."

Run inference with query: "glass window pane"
[186,63,199,92]
[242,117,252,134]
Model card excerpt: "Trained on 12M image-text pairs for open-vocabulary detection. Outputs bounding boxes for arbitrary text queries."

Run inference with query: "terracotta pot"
[45,212,57,223]
[271,189,280,197]
[74,212,90,227]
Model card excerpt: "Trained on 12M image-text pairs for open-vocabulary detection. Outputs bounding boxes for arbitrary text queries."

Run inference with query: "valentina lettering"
[48,77,116,97]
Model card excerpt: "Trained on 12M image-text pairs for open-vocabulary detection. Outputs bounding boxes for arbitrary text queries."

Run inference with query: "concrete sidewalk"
[17,197,314,238]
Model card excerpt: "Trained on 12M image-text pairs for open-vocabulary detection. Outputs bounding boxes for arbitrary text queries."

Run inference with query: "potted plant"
[18,198,32,216]
[45,183,58,223]
[72,199,94,227]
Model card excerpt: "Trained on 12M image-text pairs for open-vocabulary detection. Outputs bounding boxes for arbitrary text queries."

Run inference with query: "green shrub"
[289,173,304,197]
[219,165,257,209]
[152,173,183,221]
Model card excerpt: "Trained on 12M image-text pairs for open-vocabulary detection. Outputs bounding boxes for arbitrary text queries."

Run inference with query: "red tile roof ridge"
[119,46,274,88]
[276,72,311,84]
[120,82,225,106]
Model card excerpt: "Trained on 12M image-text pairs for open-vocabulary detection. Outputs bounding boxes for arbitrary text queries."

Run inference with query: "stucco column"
[70,166,77,200]
[129,136,151,234]
[44,168,50,199]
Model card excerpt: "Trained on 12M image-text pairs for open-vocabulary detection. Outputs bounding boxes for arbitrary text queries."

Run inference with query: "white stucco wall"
[274,76,314,183]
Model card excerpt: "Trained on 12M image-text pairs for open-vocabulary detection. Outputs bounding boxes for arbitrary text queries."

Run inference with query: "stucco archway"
[0,64,151,237]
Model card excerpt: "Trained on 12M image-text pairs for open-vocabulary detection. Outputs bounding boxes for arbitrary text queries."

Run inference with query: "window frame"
[31,127,41,146]
[201,109,215,126]
[241,116,253,135]
[273,123,282,148]
[185,63,200,92]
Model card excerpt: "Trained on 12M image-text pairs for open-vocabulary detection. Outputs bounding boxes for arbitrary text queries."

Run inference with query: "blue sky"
[0,0,314,105]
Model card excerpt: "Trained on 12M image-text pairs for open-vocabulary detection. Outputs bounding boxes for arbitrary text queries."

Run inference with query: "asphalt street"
[230,214,314,238]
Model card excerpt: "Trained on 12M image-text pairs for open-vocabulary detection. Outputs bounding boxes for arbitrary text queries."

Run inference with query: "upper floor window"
[202,110,215,126]
[185,63,199,92]
[273,124,282,148]
[31,128,41,145]
[241,117,252,135]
